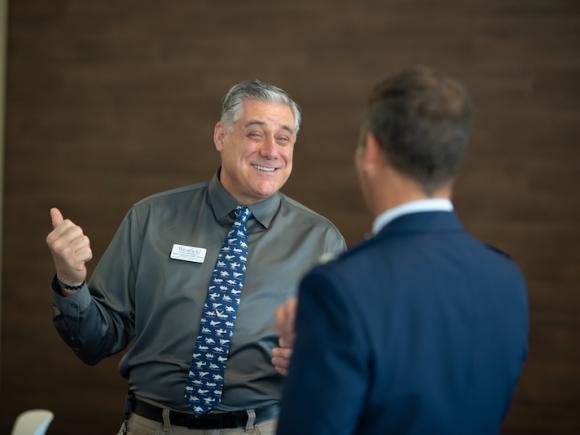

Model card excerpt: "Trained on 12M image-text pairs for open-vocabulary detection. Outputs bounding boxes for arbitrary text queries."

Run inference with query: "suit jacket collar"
[375,211,464,239]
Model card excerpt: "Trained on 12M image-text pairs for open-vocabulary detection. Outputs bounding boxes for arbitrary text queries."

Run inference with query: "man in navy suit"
[273,67,529,435]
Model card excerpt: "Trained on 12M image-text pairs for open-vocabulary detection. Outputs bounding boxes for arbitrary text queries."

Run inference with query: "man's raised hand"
[46,208,92,291]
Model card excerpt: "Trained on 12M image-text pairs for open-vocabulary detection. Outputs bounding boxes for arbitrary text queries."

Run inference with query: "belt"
[133,398,279,429]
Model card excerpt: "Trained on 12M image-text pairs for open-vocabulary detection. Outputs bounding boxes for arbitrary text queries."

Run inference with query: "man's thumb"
[50,207,64,229]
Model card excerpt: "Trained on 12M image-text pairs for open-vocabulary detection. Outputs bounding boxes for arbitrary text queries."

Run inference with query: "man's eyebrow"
[279,125,295,135]
[244,120,295,135]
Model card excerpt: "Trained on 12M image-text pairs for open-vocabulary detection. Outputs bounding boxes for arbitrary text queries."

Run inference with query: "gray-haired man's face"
[213,99,296,204]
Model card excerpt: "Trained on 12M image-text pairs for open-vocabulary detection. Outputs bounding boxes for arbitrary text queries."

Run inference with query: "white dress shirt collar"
[372,199,454,235]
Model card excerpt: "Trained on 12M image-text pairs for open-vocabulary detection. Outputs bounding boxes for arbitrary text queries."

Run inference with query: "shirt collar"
[372,198,454,235]
[207,169,281,229]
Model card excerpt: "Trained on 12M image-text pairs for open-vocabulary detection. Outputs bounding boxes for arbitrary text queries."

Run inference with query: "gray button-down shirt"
[52,172,346,412]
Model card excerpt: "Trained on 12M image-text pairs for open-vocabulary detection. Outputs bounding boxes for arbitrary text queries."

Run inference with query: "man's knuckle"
[51,239,64,251]
[62,245,74,256]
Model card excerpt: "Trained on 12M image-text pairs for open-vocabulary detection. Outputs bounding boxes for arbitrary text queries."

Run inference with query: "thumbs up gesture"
[46,208,93,290]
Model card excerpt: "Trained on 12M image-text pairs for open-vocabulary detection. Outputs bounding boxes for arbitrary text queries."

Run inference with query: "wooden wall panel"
[1,1,579,433]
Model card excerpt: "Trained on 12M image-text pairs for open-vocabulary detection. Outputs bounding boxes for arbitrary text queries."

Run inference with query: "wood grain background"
[1,0,579,433]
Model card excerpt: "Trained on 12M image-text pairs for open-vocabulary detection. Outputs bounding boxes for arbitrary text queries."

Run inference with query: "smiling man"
[215,98,295,204]
[46,80,345,435]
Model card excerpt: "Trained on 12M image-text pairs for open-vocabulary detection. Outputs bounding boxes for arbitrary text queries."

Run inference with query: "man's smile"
[251,163,279,173]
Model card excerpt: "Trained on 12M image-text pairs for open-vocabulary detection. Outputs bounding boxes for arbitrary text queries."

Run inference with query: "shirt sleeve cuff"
[51,275,92,312]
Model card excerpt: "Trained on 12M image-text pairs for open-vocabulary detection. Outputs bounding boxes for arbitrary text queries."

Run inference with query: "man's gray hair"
[220,80,302,133]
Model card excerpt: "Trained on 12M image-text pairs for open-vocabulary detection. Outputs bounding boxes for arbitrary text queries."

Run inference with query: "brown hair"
[365,66,472,195]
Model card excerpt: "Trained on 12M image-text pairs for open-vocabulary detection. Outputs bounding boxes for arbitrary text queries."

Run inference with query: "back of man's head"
[366,66,472,195]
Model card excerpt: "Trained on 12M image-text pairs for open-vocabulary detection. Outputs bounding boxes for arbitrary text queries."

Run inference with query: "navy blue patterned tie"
[185,206,251,416]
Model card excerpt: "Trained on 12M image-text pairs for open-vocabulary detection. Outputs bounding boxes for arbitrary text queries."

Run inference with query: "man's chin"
[251,182,284,200]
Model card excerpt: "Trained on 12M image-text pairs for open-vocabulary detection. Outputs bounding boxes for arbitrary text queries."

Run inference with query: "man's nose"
[260,136,277,158]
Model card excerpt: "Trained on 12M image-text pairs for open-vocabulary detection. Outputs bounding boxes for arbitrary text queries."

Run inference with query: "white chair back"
[10,410,54,435]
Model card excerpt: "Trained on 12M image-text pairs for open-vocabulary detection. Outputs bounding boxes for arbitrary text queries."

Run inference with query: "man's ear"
[362,132,385,168]
[213,122,226,152]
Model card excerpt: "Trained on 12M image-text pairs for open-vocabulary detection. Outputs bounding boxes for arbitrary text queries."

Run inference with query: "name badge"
[170,244,207,263]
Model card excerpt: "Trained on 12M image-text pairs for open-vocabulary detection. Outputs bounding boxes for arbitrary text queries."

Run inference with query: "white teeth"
[253,164,276,173]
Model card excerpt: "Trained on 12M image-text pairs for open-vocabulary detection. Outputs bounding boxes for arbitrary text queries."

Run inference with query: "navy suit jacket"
[277,211,528,435]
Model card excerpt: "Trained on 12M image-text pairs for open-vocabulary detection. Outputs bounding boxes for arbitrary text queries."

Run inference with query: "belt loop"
[161,408,171,433]
[245,409,256,431]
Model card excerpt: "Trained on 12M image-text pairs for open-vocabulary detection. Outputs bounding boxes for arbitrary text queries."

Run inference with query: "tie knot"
[233,206,252,224]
